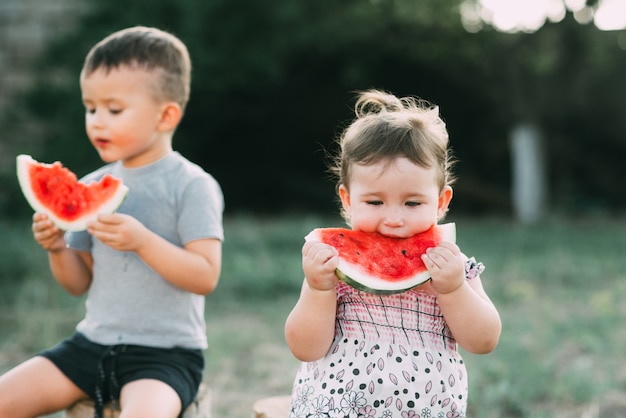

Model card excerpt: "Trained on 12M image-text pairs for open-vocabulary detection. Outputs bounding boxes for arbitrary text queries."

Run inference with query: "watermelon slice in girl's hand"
[16,154,128,232]
[305,223,456,295]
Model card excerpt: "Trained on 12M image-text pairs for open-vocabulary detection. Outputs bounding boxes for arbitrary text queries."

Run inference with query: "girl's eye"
[85,108,95,114]
[406,201,421,207]
[109,108,122,115]
[366,200,383,206]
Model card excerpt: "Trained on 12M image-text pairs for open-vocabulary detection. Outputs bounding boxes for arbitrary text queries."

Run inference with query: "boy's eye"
[406,201,421,207]
[109,108,122,115]
[366,200,383,206]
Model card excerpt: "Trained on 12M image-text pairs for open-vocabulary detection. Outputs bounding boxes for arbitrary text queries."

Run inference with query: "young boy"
[0,26,224,418]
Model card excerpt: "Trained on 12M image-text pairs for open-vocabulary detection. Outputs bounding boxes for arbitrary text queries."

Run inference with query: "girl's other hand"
[302,240,340,292]
[422,241,465,294]
[32,212,66,252]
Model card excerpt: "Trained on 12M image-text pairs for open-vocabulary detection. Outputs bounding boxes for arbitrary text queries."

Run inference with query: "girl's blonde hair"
[330,89,455,217]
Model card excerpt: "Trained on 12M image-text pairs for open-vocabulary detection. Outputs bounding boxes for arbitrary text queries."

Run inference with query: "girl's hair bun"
[355,90,404,117]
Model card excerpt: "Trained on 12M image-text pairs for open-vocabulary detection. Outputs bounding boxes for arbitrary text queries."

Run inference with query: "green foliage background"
[2,3,626,415]
[2,0,626,217]
[3,216,626,417]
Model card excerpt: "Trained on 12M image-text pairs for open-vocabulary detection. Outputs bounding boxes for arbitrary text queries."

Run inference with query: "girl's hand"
[421,241,465,294]
[87,213,148,252]
[302,240,340,291]
[32,213,66,252]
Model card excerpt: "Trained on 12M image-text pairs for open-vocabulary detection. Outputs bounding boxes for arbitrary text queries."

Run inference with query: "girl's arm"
[285,240,340,362]
[423,241,501,354]
[437,276,501,354]
[285,281,337,362]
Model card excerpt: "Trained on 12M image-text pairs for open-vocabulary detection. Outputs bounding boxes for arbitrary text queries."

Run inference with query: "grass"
[1,214,626,417]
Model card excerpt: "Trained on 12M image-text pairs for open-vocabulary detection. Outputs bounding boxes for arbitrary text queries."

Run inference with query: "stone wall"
[0,0,84,168]
[0,0,85,108]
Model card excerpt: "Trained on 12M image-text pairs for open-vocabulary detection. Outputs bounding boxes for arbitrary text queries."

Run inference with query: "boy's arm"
[285,281,337,362]
[136,235,222,295]
[48,248,93,296]
[88,212,221,295]
[32,213,93,296]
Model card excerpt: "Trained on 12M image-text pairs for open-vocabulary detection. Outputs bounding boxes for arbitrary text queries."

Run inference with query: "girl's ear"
[437,186,453,219]
[157,102,182,132]
[338,184,351,213]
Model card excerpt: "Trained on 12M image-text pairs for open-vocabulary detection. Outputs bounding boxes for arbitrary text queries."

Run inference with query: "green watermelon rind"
[335,262,433,295]
[308,223,456,295]
[16,154,129,232]
[335,267,428,295]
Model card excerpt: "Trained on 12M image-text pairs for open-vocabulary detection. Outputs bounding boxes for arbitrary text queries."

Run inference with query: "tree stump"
[252,396,291,418]
[64,383,211,418]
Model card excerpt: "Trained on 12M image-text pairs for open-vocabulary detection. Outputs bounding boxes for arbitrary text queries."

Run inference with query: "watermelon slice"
[16,154,128,231]
[305,223,456,295]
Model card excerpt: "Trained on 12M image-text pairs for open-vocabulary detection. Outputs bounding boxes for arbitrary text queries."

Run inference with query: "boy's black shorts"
[38,332,204,416]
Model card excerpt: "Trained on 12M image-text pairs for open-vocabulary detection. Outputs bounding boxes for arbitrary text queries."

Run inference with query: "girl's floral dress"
[289,258,484,418]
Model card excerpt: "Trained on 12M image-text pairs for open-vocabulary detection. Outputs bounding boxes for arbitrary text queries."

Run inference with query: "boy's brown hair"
[82,26,191,113]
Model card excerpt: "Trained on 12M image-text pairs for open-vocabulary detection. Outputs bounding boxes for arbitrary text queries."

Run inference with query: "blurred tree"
[2,0,625,218]
[472,13,626,214]
[458,0,626,215]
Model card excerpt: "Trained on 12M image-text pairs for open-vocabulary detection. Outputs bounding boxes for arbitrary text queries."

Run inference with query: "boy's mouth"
[94,138,111,147]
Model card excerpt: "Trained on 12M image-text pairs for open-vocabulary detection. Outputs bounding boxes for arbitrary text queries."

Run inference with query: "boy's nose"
[88,110,105,128]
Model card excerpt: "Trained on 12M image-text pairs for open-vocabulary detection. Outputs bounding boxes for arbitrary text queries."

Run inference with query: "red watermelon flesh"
[306,223,456,294]
[16,154,128,231]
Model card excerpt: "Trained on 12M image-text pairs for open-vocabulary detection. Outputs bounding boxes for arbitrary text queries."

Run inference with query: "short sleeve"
[65,230,92,252]
[177,175,224,244]
[464,257,485,281]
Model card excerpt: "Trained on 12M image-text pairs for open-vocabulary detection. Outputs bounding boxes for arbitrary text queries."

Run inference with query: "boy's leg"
[119,379,182,418]
[114,344,204,417]
[0,356,88,418]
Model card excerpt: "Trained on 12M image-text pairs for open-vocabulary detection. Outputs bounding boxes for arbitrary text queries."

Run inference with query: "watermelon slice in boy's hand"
[305,223,456,295]
[16,154,128,232]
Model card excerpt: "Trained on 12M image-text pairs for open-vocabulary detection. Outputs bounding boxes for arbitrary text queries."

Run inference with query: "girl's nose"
[383,208,404,227]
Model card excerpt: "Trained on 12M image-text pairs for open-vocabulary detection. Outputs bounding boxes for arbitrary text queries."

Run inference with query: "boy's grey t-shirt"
[65,152,224,349]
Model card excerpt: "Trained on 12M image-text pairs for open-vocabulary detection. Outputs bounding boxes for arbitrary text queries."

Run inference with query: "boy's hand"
[421,241,465,295]
[87,213,148,252]
[32,213,66,252]
[302,240,340,292]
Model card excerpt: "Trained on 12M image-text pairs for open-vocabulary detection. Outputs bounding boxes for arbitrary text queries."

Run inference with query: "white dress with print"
[289,259,484,418]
